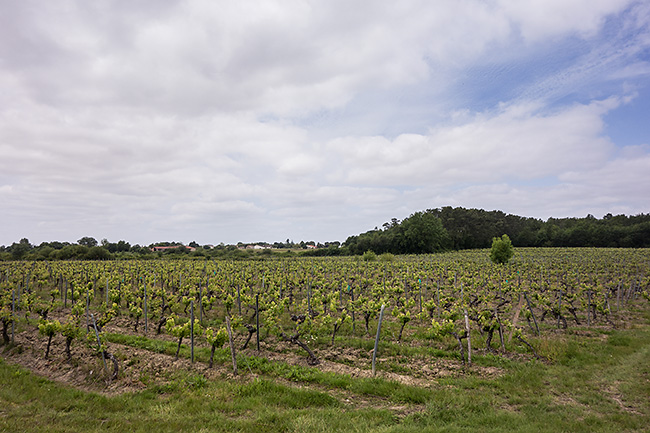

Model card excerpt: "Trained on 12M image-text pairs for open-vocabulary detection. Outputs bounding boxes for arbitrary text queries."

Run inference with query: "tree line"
[343,207,650,254]
[0,238,333,261]
[2,207,649,260]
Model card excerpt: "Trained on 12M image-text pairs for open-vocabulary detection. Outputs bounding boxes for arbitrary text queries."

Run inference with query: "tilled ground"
[1,309,507,415]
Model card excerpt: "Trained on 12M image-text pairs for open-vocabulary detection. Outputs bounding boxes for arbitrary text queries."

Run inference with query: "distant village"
[149,240,340,253]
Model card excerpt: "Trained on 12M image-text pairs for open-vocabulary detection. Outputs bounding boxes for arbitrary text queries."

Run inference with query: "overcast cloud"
[1,0,649,246]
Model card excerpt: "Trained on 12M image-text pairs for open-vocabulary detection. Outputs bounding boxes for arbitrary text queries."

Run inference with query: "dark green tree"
[85,246,112,260]
[10,238,32,260]
[399,211,451,254]
[77,237,98,247]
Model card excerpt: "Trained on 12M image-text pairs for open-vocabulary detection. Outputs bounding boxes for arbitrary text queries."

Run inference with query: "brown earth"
[1,310,504,403]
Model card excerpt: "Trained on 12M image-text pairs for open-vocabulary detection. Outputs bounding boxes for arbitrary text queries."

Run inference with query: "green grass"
[103,331,436,404]
[0,359,394,433]
[2,308,649,432]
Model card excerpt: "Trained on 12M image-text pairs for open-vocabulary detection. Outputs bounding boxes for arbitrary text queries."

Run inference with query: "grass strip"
[103,332,433,404]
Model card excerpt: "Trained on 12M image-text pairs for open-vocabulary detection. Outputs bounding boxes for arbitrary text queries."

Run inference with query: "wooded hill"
[342,207,650,255]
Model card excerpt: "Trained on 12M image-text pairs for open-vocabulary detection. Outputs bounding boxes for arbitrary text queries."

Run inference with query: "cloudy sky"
[1,0,649,246]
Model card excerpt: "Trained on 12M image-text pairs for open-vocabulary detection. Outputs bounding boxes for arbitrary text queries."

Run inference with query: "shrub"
[379,253,395,262]
[362,251,377,261]
[489,234,514,264]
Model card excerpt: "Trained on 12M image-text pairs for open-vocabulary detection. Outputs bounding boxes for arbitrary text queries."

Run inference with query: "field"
[1,248,649,432]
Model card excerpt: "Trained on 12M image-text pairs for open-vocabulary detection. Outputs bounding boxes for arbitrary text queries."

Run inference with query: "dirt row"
[1,311,505,417]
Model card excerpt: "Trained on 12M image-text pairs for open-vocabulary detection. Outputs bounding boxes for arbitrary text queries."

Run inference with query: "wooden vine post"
[91,314,108,375]
[587,288,592,327]
[372,304,385,376]
[461,283,472,366]
[523,291,539,336]
[143,281,148,334]
[350,286,355,334]
[557,289,563,329]
[11,289,15,343]
[190,301,195,363]
[226,315,237,376]
[85,288,90,332]
[256,294,260,351]
[198,282,202,325]
[509,275,525,342]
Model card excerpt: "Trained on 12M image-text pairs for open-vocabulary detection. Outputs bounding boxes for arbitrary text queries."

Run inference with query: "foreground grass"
[2,309,649,432]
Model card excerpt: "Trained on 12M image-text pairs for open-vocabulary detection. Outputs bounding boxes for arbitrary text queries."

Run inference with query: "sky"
[1,0,650,247]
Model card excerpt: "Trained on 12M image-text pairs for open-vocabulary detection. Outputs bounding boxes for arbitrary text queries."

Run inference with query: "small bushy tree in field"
[490,234,514,264]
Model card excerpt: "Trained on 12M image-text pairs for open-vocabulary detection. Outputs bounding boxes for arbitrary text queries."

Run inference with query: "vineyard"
[1,248,650,432]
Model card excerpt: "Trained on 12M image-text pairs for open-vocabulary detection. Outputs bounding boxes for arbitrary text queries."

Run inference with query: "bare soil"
[1,310,503,400]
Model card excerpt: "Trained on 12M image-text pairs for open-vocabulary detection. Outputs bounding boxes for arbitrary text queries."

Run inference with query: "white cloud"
[0,0,648,244]
[498,0,633,41]
[326,98,619,186]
